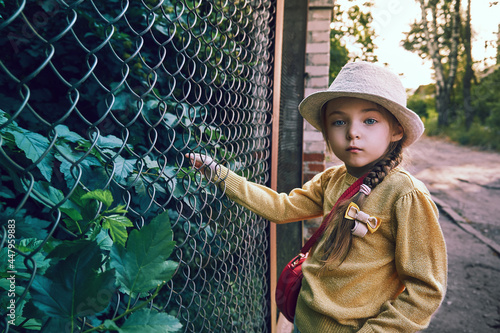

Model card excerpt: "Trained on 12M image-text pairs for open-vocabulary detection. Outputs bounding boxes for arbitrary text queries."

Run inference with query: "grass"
[423,108,500,152]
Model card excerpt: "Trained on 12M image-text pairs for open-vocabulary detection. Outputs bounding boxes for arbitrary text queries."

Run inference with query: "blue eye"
[365,118,377,125]
[333,120,345,126]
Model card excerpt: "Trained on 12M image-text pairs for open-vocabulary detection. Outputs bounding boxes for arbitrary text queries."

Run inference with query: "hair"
[318,98,405,267]
[319,141,403,267]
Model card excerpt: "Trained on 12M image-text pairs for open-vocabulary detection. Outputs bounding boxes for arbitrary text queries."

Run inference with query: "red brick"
[303,173,315,183]
[306,162,326,172]
[303,153,325,162]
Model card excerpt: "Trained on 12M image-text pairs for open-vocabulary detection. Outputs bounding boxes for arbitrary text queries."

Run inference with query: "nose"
[346,123,361,140]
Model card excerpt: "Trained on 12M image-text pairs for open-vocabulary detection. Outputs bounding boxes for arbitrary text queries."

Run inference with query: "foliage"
[420,67,500,151]
[471,67,500,125]
[402,0,461,60]
[329,0,377,81]
[1,105,182,331]
[407,96,429,119]
[0,189,180,332]
[0,62,199,330]
[408,84,435,121]
[0,0,271,331]
[404,0,500,150]
[403,0,462,126]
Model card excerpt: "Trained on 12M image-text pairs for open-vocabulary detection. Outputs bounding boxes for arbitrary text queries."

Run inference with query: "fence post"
[270,0,285,329]
[302,0,334,245]
[272,0,309,330]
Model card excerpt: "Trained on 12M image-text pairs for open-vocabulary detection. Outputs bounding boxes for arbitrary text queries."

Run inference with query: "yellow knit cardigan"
[214,164,447,333]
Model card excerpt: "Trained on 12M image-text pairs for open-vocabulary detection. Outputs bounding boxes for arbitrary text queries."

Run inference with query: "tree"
[463,0,474,129]
[403,0,461,126]
[497,23,500,64]
[329,1,377,82]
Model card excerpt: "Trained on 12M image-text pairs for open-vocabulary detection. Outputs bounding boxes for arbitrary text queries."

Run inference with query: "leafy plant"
[0,0,273,331]
[0,190,181,332]
[0,108,184,331]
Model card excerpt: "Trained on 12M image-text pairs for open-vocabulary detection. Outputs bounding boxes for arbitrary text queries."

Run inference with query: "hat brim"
[299,91,424,148]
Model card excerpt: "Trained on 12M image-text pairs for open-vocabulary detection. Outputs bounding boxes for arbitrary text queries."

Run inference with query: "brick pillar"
[302,0,334,241]
[302,0,333,183]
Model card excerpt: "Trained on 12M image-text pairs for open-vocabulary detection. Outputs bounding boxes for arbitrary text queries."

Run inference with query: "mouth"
[347,146,362,152]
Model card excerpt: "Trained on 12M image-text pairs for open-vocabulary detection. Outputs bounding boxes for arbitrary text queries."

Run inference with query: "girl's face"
[323,97,403,177]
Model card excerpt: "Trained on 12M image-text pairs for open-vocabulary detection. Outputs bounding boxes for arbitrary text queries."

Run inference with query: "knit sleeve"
[212,165,325,223]
[358,188,447,333]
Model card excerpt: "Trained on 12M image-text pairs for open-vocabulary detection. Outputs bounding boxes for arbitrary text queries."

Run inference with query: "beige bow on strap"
[344,202,382,237]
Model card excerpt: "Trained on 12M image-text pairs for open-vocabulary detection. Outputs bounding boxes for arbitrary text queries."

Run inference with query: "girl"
[187,61,447,332]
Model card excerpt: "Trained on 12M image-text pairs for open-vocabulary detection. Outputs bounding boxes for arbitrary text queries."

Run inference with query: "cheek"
[327,128,343,142]
[327,126,343,135]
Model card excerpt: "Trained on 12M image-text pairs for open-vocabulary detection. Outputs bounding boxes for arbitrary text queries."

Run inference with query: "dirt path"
[406,136,500,246]
[406,136,500,332]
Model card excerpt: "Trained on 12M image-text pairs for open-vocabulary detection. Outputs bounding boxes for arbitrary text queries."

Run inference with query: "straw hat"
[299,61,424,147]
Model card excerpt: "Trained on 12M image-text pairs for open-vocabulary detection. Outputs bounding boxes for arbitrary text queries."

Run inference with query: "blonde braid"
[319,142,404,267]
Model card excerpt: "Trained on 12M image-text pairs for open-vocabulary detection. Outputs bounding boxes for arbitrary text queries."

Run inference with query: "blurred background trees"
[330,0,500,151]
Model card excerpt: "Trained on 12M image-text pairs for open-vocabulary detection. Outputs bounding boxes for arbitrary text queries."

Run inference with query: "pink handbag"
[275,175,367,322]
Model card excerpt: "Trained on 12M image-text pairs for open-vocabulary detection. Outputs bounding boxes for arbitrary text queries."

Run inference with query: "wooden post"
[270,0,285,331]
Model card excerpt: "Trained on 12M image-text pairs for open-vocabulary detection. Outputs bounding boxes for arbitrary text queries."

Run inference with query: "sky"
[337,0,500,90]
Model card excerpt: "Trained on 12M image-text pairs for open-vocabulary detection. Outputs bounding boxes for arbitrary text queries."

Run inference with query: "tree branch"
[445,0,461,93]
[419,0,444,88]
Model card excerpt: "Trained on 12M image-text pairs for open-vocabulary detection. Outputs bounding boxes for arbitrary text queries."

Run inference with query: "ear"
[391,124,404,142]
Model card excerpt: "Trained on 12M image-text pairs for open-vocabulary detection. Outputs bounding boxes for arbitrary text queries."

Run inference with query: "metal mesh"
[0,0,275,331]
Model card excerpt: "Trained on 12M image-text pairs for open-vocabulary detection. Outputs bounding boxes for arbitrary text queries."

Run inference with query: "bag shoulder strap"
[300,174,367,254]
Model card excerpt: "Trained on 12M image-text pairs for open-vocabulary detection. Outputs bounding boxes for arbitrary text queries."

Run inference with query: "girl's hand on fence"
[185,153,218,181]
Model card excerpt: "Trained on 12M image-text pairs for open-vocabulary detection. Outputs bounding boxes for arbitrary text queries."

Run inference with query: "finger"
[185,153,205,169]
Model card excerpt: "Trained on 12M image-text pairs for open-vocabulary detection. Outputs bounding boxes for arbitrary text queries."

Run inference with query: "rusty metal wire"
[0,0,275,331]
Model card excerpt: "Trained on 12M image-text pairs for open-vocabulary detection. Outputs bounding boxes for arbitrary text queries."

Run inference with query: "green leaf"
[59,207,83,222]
[30,241,115,321]
[68,185,89,207]
[95,229,114,251]
[0,178,15,199]
[143,155,159,169]
[102,214,133,247]
[81,200,99,223]
[161,166,178,179]
[0,109,9,125]
[107,204,128,214]
[81,189,114,208]
[2,207,52,239]
[47,239,96,259]
[0,247,49,279]
[110,211,178,296]
[103,319,122,332]
[111,92,131,111]
[16,238,44,253]
[94,133,124,149]
[59,207,87,234]
[28,182,78,211]
[113,156,136,184]
[0,109,21,134]
[31,182,65,208]
[163,113,179,127]
[105,214,133,227]
[119,308,182,333]
[62,218,82,234]
[57,156,103,190]
[12,130,54,181]
[54,124,86,143]
[39,317,72,332]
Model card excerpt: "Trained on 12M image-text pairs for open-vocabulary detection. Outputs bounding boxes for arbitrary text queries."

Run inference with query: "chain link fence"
[0,0,276,331]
